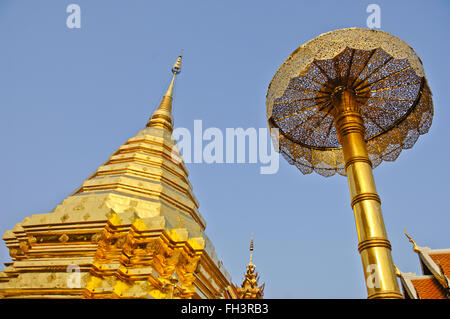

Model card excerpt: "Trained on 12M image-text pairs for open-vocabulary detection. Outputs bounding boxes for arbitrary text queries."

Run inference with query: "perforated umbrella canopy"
[267,28,433,177]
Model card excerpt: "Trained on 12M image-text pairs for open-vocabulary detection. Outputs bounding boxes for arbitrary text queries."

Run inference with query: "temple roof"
[411,277,448,299]
[397,232,450,299]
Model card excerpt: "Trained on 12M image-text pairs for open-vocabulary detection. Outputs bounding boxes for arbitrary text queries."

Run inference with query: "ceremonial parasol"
[266,28,433,299]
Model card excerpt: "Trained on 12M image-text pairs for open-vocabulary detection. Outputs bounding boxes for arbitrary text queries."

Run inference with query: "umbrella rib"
[345,49,356,86]
[287,87,331,95]
[274,103,323,122]
[359,99,412,134]
[302,74,334,90]
[284,101,332,135]
[324,116,335,146]
[366,97,415,101]
[274,99,330,121]
[272,95,328,106]
[361,102,401,119]
[354,56,394,90]
[313,60,333,82]
[356,66,412,92]
[362,113,387,136]
[316,106,333,129]
[350,49,377,88]
[368,82,421,94]
[314,108,334,146]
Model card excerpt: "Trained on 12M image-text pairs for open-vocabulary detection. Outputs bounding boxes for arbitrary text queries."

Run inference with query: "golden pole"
[333,88,403,299]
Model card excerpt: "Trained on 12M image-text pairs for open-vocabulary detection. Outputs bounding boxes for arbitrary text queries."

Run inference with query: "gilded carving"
[115,236,127,249]
[9,248,18,258]
[91,232,103,244]
[73,204,84,211]
[27,235,37,245]
[19,241,29,253]
[58,233,69,243]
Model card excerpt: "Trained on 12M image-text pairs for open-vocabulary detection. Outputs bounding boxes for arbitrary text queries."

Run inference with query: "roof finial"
[146,51,183,131]
[404,228,420,253]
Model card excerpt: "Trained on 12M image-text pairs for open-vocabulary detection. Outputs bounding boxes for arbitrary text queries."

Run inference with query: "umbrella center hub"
[330,86,360,115]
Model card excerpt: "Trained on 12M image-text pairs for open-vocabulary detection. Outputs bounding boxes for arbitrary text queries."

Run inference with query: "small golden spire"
[249,233,254,265]
[237,233,264,299]
[404,228,420,253]
[146,51,183,132]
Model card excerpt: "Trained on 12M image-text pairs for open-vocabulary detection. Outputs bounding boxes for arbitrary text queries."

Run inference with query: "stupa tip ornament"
[266,27,433,177]
[249,232,254,264]
[172,49,183,74]
[147,51,183,131]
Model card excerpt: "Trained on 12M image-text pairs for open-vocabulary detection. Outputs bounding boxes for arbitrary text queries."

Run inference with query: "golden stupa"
[0,54,240,299]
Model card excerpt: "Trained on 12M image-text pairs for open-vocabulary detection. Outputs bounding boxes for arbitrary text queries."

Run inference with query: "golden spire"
[404,228,420,253]
[236,233,264,299]
[146,51,183,132]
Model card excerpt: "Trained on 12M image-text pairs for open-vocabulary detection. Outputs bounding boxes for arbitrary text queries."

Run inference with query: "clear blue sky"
[0,0,449,298]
